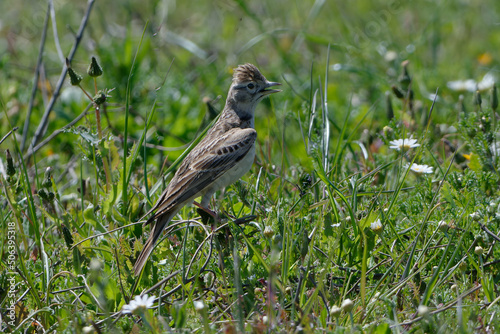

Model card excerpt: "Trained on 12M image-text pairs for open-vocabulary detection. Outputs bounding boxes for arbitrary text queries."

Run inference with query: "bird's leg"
[193,201,218,218]
[194,201,221,227]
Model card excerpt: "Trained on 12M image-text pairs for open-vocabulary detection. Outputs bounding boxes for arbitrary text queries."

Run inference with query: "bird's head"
[228,63,281,108]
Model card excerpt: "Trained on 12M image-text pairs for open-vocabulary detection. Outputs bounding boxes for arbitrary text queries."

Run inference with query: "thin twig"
[28,0,95,154]
[0,127,19,146]
[49,0,65,62]
[20,3,50,151]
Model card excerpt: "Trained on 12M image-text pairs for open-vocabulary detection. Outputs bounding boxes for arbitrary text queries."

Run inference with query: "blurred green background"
[2,0,500,167]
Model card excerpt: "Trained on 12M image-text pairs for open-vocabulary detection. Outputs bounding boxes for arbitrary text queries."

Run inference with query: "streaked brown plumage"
[133,64,281,276]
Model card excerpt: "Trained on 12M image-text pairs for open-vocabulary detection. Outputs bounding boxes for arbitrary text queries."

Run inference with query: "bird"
[133,63,281,276]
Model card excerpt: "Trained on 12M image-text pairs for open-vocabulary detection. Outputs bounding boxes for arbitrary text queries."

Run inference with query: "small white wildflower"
[193,300,205,311]
[330,305,341,318]
[477,72,496,90]
[82,326,95,334]
[341,299,354,313]
[262,315,269,324]
[418,305,429,317]
[370,219,383,235]
[384,50,398,62]
[406,163,433,175]
[437,220,449,232]
[447,79,477,92]
[122,294,155,314]
[447,72,496,92]
[474,246,484,255]
[263,225,274,238]
[470,212,481,221]
[370,292,381,303]
[389,138,420,151]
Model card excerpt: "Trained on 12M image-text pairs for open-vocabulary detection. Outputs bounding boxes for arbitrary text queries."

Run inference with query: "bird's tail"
[133,212,174,276]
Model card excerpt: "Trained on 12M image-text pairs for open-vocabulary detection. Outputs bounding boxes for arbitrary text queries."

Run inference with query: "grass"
[1,0,500,332]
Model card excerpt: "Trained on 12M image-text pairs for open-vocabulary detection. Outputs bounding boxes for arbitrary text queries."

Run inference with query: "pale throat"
[225,98,256,128]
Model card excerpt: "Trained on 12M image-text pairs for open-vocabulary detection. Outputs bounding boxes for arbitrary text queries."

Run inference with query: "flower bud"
[457,94,466,116]
[263,225,274,238]
[66,58,82,86]
[469,212,481,221]
[491,83,498,111]
[62,224,74,248]
[341,299,354,313]
[398,60,412,90]
[437,220,449,232]
[87,56,103,77]
[417,305,429,317]
[6,149,15,177]
[37,188,48,200]
[82,326,95,334]
[458,261,467,272]
[386,91,394,120]
[392,85,404,99]
[93,91,107,105]
[193,300,205,311]
[330,305,341,318]
[474,90,482,107]
[474,246,484,255]
[370,219,383,235]
[42,167,53,188]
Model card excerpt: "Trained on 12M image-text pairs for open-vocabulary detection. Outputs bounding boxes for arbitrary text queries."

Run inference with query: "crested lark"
[133,63,281,276]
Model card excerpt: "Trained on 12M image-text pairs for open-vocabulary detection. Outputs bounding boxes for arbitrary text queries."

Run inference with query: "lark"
[133,63,281,275]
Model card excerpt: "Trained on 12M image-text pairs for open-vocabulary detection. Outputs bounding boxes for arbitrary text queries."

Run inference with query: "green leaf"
[468,153,482,172]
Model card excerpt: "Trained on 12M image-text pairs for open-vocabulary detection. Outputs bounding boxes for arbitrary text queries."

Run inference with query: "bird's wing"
[146,127,256,223]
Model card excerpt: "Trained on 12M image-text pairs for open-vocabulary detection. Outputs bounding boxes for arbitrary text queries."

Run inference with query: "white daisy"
[389,138,420,151]
[447,72,496,92]
[122,294,155,314]
[446,79,477,92]
[406,163,433,174]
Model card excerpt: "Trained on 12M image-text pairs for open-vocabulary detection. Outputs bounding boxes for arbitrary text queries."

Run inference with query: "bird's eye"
[247,83,255,89]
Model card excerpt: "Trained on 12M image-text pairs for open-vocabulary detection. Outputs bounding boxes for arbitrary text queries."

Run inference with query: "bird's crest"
[232,63,266,84]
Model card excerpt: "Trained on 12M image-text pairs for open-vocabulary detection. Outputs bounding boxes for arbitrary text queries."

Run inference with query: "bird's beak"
[260,81,282,96]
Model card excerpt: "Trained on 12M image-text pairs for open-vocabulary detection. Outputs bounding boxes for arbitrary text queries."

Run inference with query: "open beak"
[260,81,282,96]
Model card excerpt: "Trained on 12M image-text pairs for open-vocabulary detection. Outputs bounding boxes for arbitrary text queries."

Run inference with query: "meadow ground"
[1,0,500,332]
